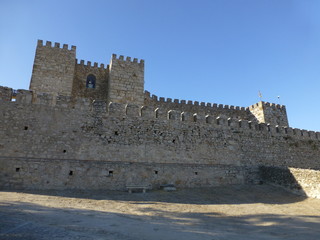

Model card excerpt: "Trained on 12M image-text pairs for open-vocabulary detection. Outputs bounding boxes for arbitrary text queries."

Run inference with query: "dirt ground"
[1,184,320,240]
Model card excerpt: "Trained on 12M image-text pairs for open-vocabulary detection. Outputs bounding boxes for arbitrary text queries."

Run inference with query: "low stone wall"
[260,166,320,198]
[0,157,258,190]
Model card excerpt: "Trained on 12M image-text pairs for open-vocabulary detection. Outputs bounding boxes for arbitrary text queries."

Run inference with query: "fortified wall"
[0,40,319,198]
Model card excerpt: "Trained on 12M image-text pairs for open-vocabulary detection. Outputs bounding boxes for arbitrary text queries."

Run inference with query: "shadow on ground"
[0,191,320,240]
[4,184,306,205]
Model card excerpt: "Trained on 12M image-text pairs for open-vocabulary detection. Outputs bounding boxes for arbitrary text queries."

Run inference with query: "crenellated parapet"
[76,59,108,70]
[37,39,76,51]
[111,53,144,65]
[144,91,255,122]
[145,90,247,110]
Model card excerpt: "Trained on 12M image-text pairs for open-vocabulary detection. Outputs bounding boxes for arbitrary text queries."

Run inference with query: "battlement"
[37,39,76,51]
[249,101,286,110]
[145,91,248,111]
[76,59,108,70]
[111,53,144,65]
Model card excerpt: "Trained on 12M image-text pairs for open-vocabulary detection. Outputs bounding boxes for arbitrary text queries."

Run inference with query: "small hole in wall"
[172,139,175,143]
[114,131,118,136]
[109,170,113,176]
[194,172,198,175]
[69,170,73,176]
[63,150,67,153]
[16,168,20,172]
[24,126,28,130]
[154,170,158,175]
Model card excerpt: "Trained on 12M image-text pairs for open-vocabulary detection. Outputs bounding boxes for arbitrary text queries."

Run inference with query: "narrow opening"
[172,139,175,143]
[248,121,252,129]
[216,118,220,125]
[63,149,67,153]
[114,131,118,136]
[16,167,20,172]
[155,108,159,118]
[109,170,113,176]
[24,126,28,130]
[205,116,210,124]
[193,115,197,122]
[181,113,185,121]
[276,127,279,133]
[86,74,96,88]
[69,170,73,176]
[194,172,198,175]
[267,124,271,132]
[238,121,242,128]
[227,118,231,126]
[154,170,158,175]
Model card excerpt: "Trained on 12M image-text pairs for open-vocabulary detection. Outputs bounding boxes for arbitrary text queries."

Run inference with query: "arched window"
[86,74,96,89]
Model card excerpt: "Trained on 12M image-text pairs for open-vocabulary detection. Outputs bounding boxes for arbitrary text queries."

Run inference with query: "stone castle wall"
[0,90,319,197]
[1,40,318,198]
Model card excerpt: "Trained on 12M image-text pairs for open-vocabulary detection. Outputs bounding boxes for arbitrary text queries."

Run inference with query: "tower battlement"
[76,59,107,69]
[37,39,76,51]
[111,53,145,65]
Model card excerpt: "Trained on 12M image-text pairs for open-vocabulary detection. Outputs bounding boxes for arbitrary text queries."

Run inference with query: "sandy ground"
[1,184,320,240]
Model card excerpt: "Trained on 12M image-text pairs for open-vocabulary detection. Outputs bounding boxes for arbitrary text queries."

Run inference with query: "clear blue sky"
[1,0,320,131]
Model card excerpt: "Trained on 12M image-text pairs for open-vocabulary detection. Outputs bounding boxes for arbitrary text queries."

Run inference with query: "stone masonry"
[0,40,319,198]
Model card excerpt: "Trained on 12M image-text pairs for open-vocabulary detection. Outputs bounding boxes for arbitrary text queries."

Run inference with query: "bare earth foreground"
[1,184,320,240]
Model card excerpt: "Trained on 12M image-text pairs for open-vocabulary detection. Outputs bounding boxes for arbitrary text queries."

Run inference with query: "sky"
[0,0,320,131]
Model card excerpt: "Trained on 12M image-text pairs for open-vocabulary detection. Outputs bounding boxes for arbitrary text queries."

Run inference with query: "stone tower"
[29,40,76,96]
[249,101,289,127]
[108,54,144,105]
